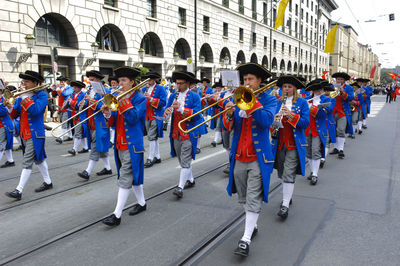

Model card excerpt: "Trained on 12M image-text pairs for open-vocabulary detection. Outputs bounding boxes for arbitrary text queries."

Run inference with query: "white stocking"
[154,140,160,159]
[86,160,96,174]
[148,141,156,160]
[101,157,111,170]
[113,187,130,218]
[82,138,88,149]
[241,211,259,244]
[132,185,146,206]
[73,138,81,151]
[16,168,32,192]
[37,160,52,184]
[282,182,294,208]
[178,168,190,189]
[311,159,320,177]
[5,149,14,162]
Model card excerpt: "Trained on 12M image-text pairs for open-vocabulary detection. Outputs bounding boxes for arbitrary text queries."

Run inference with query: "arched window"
[287,61,292,72]
[199,43,213,63]
[236,50,246,65]
[262,56,268,68]
[250,53,258,63]
[294,62,298,72]
[96,24,127,53]
[140,32,164,57]
[219,47,231,64]
[280,59,285,71]
[174,38,191,59]
[34,14,77,48]
[272,58,278,70]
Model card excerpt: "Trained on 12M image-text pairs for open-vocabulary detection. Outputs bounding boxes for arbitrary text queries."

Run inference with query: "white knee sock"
[68,127,73,138]
[73,138,81,151]
[363,119,367,126]
[323,147,329,160]
[101,157,111,170]
[16,136,21,146]
[358,121,362,131]
[132,185,146,206]
[311,159,320,177]
[188,166,194,183]
[226,150,230,161]
[37,160,52,184]
[86,160,96,174]
[61,128,66,140]
[0,150,4,162]
[282,182,295,208]
[337,137,345,151]
[154,140,160,159]
[5,149,14,162]
[197,137,201,149]
[16,168,32,192]
[82,138,88,149]
[214,131,222,142]
[241,211,259,244]
[178,168,190,189]
[110,129,115,143]
[113,187,130,218]
[308,158,313,174]
[148,140,156,160]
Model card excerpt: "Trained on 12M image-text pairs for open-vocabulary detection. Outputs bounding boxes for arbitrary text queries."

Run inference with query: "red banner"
[396,87,400,96]
[321,71,330,79]
[370,65,377,78]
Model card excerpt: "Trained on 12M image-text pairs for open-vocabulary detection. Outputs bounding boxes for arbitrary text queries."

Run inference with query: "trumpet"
[51,78,149,139]
[271,96,288,139]
[3,83,50,105]
[177,80,278,134]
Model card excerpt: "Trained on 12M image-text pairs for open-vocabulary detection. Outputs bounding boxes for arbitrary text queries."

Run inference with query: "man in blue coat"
[164,71,202,199]
[142,71,167,168]
[101,66,147,226]
[5,71,53,200]
[361,78,373,129]
[223,63,277,257]
[320,82,336,168]
[0,85,15,167]
[55,76,73,144]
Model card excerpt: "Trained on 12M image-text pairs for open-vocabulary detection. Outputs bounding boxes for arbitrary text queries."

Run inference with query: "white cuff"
[178,106,184,114]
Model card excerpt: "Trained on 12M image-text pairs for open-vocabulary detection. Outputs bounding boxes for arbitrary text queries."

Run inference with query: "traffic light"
[389,13,395,21]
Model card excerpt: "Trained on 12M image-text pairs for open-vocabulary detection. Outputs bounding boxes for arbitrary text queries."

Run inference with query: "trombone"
[3,83,50,105]
[51,78,149,139]
[178,80,278,134]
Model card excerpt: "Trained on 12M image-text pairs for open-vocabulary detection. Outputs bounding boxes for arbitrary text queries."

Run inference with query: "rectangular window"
[295,4,298,16]
[306,51,308,60]
[289,45,292,56]
[301,8,303,19]
[179,8,186,26]
[223,0,229,8]
[301,49,303,58]
[252,32,257,46]
[223,22,228,37]
[307,0,309,7]
[104,0,117,7]
[295,21,298,38]
[238,0,244,14]
[273,8,277,27]
[252,0,257,20]
[239,28,244,41]
[264,36,267,48]
[310,16,313,26]
[289,0,292,12]
[306,12,308,23]
[281,43,284,53]
[295,47,298,57]
[287,17,292,35]
[263,3,268,24]
[147,0,156,18]
[203,16,210,32]
[273,39,277,51]
[311,1,314,11]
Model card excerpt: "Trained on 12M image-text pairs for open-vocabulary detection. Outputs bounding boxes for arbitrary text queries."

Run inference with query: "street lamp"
[84,42,99,67]
[224,56,229,67]
[199,55,205,65]
[167,52,180,71]
[16,34,35,65]
[133,48,145,67]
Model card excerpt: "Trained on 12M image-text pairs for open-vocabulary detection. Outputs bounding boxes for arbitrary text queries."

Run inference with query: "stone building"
[0,0,338,85]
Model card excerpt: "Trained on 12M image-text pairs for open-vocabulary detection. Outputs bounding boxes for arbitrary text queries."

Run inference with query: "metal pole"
[194,0,198,78]
[315,0,320,78]
[269,0,273,71]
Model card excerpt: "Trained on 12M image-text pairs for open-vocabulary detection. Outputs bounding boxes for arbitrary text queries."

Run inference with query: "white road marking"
[369,102,385,118]
[61,154,71,157]
[176,149,226,169]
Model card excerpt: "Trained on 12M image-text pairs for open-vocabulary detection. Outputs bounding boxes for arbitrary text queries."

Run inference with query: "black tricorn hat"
[277,75,305,89]
[5,85,17,92]
[236,63,272,81]
[19,70,44,83]
[190,78,200,84]
[212,82,223,88]
[108,76,118,82]
[70,80,86,89]
[201,77,211,83]
[296,76,307,83]
[362,78,370,82]
[114,67,141,79]
[56,76,68,81]
[319,80,335,91]
[172,71,196,83]
[332,72,350,81]
[86,70,104,80]
[305,79,324,91]
[351,82,361,88]
[144,71,161,80]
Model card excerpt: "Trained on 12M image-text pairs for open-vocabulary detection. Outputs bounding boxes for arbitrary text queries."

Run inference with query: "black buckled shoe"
[280,199,293,208]
[65,137,73,141]
[307,173,313,180]
[68,149,76,156]
[55,138,63,144]
[102,214,121,226]
[153,157,161,164]
[35,182,53,192]
[310,176,318,185]
[5,189,22,200]
[211,141,216,147]
[338,150,345,159]
[277,206,289,220]
[77,148,89,154]
[358,130,362,135]
[78,170,90,180]
[329,148,339,155]
[184,180,195,189]
[196,148,201,154]
[234,240,250,257]
[1,161,15,168]
[96,168,112,176]
[362,125,367,129]
[144,159,154,168]
[128,203,147,216]
[348,134,355,139]
[173,187,183,198]
[319,160,325,169]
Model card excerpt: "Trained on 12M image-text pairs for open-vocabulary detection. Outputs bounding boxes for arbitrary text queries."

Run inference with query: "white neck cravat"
[147,84,156,96]
[285,96,293,111]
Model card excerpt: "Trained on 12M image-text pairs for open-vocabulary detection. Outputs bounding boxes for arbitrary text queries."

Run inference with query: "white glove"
[239,109,250,118]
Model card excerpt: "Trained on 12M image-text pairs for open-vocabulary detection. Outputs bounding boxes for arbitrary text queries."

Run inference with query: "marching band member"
[164,71,202,199]
[77,70,112,180]
[320,82,336,168]
[352,82,366,135]
[272,75,309,220]
[66,81,90,155]
[330,72,354,159]
[223,63,277,257]
[101,67,147,226]
[142,71,167,168]
[7,85,22,152]
[304,80,330,185]
[218,85,234,175]
[197,77,213,154]
[0,85,15,167]
[360,78,372,129]
[5,71,53,200]
[108,76,119,147]
[209,82,223,147]
[55,76,73,144]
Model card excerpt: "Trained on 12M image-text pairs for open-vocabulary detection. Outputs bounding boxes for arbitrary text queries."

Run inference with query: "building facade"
[329,22,380,84]
[0,0,338,85]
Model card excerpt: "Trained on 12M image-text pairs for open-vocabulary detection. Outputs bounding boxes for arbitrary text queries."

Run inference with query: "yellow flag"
[324,25,338,53]
[274,0,291,30]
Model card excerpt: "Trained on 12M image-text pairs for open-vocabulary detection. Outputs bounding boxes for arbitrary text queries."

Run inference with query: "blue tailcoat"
[0,97,14,150]
[88,90,111,153]
[226,93,278,203]
[60,85,73,117]
[166,90,202,160]
[191,87,208,136]
[142,84,167,138]
[365,86,373,114]
[272,97,310,176]
[109,91,147,185]
[341,84,355,134]
[67,91,90,143]
[355,91,367,119]
[326,97,337,144]
[12,91,48,161]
